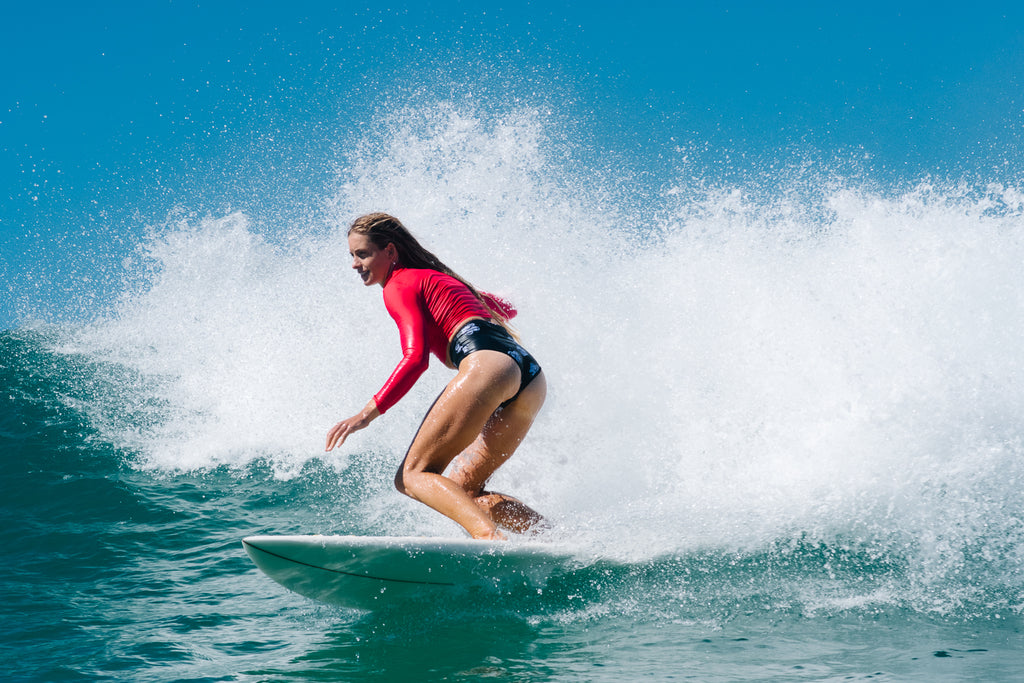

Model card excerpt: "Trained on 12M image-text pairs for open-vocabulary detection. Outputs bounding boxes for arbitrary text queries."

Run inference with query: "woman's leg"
[446,371,547,532]
[395,350,523,539]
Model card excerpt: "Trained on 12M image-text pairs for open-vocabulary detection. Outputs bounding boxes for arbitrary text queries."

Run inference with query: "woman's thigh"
[446,370,547,495]
[400,351,521,477]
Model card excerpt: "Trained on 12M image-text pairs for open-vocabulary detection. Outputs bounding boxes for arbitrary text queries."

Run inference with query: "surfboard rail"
[242,534,580,609]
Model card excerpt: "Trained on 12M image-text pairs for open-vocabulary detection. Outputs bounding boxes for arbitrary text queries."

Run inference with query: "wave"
[8,102,1024,616]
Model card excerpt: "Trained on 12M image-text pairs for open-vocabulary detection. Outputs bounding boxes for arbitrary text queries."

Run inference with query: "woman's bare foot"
[473,528,509,541]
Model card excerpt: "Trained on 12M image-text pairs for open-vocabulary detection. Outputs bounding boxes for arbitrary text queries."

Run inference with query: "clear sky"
[2,1,1023,328]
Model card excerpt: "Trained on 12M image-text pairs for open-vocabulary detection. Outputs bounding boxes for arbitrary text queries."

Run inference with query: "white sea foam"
[71,104,1024,595]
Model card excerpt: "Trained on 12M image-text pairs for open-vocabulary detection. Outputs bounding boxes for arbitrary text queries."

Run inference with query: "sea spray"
[57,104,1024,614]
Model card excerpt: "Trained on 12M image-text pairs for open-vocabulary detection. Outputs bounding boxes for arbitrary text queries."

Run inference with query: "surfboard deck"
[242,534,582,610]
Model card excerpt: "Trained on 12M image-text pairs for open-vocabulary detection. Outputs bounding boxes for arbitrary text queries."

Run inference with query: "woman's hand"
[325,401,380,451]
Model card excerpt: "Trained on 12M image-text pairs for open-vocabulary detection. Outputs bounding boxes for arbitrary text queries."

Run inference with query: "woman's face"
[348,232,396,287]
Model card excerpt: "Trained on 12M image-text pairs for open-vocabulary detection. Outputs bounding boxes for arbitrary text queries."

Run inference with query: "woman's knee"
[394,457,441,496]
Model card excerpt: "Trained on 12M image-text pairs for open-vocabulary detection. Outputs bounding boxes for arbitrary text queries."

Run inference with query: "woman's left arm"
[325,401,380,451]
[325,274,429,451]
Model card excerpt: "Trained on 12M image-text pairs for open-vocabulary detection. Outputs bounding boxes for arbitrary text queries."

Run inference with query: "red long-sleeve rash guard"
[372,267,517,414]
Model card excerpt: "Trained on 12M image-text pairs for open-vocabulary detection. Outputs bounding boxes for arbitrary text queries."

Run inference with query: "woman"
[325,213,546,540]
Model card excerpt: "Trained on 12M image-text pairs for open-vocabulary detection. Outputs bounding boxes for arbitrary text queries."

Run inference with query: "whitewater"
[3,105,1023,680]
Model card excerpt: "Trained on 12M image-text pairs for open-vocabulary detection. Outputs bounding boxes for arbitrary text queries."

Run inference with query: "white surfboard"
[242,534,583,610]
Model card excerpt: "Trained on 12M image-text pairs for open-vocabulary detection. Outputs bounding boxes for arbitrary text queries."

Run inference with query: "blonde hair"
[349,213,516,332]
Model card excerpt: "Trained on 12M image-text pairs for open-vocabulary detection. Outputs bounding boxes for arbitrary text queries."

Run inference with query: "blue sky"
[2,1,1023,328]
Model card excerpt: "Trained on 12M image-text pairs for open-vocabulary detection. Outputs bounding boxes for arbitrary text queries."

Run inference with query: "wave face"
[28,103,1019,621]
[5,104,1024,681]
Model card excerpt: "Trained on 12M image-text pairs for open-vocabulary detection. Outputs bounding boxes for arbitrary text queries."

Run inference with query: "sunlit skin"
[348,232,396,287]
[325,233,546,540]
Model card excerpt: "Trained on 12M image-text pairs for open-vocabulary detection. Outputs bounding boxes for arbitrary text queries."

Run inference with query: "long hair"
[349,213,516,331]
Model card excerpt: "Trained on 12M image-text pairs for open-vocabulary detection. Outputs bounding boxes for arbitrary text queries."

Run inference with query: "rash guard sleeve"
[372,277,432,414]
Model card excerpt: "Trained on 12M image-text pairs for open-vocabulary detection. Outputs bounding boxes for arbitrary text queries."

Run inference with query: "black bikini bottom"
[448,319,542,408]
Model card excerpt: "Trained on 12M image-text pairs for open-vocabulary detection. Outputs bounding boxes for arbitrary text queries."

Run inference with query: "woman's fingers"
[325,403,378,452]
[325,421,351,451]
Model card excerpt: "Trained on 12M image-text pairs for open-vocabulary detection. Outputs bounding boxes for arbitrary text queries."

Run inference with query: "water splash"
[56,102,1024,612]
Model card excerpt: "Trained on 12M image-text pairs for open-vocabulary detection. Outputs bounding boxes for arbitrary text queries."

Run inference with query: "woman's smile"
[348,233,395,287]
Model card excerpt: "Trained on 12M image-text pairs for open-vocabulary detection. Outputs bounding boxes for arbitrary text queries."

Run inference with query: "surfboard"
[242,534,582,610]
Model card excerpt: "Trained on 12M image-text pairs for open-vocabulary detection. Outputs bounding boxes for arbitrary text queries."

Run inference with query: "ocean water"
[4,106,1024,681]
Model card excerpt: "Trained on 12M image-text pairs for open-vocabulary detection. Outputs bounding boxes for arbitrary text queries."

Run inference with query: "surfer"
[325,213,546,540]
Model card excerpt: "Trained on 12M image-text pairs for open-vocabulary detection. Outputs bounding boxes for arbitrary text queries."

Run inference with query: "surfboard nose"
[241,534,581,609]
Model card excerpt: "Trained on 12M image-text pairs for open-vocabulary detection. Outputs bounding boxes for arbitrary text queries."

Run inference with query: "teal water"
[3,306,1023,681]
